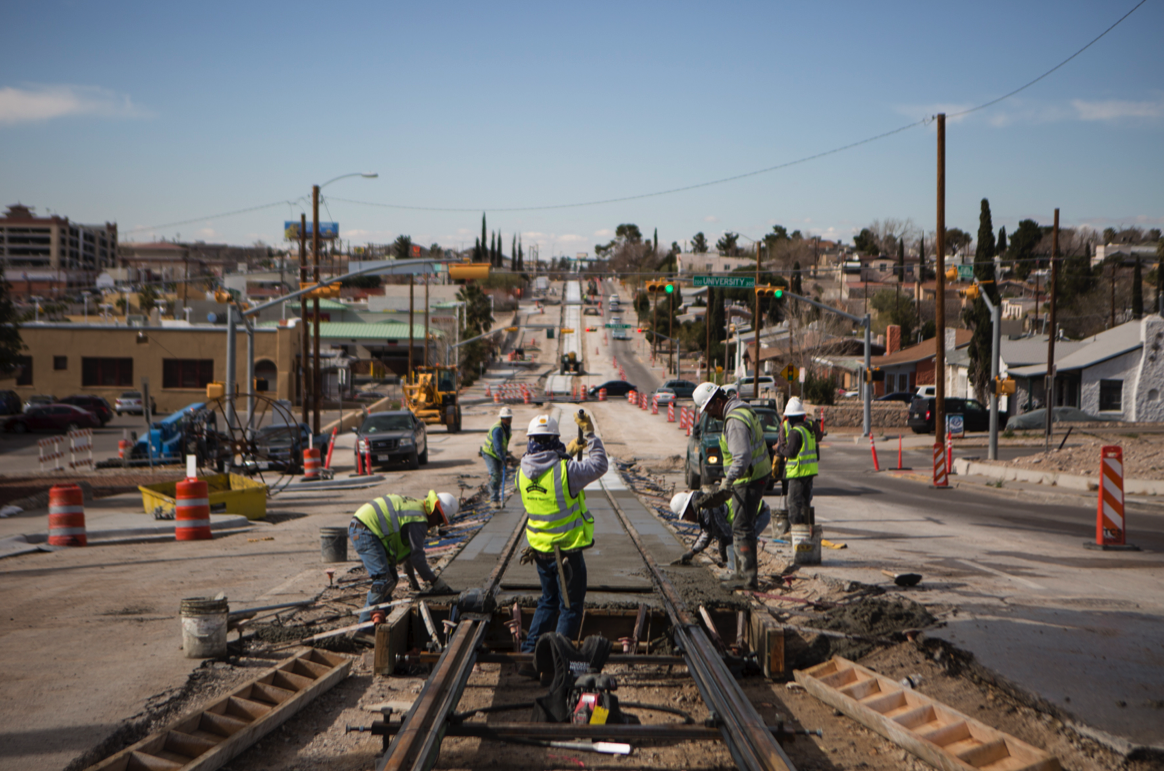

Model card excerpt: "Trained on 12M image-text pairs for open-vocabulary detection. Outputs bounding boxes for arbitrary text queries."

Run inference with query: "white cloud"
[1072,96,1164,121]
[196,227,218,240]
[0,84,151,125]
[593,229,614,238]
[703,215,719,223]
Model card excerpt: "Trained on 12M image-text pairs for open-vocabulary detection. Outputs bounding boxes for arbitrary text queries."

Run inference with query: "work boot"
[720,536,758,591]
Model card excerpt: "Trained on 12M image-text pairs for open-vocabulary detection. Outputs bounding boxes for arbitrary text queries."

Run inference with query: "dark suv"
[60,395,113,426]
[662,379,698,399]
[0,390,20,416]
[908,396,1002,434]
[354,410,428,470]
[684,403,785,489]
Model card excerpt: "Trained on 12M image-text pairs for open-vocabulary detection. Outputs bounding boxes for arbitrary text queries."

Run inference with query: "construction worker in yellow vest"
[349,490,459,622]
[480,406,514,507]
[518,411,608,655]
[776,396,818,528]
[693,382,773,590]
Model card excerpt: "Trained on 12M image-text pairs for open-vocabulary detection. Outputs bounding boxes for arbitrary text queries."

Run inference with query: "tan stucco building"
[8,322,301,412]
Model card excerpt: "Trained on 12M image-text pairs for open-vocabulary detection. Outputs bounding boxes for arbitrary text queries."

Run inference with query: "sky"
[1,1,1161,259]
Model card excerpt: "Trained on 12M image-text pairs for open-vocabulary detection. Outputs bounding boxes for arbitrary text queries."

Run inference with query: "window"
[163,359,214,389]
[53,356,67,370]
[15,356,32,386]
[1099,379,1122,412]
[82,358,133,387]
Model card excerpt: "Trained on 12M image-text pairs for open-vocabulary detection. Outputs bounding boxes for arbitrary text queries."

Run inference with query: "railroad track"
[373,466,799,771]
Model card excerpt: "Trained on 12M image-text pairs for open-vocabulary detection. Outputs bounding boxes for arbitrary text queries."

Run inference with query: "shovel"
[882,570,922,587]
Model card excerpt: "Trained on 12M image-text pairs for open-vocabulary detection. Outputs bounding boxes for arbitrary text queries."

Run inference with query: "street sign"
[798,367,807,383]
[957,264,974,281]
[780,364,796,381]
[946,413,965,438]
[604,323,633,329]
[693,275,755,289]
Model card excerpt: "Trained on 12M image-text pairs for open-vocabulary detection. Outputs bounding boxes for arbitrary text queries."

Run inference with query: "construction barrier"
[67,429,93,470]
[640,392,648,411]
[38,435,66,472]
[1096,445,1127,547]
[324,427,339,469]
[175,478,212,541]
[303,448,321,480]
[627,390,637,404]
[598,388,607,401]
[946,432,954,477]
[667,402,675,422]
[118,429,131,460]
[869,434,880,472]
[484,384,491,397]
[48,484,86,547]
[932,443,948,487]
[893,434,904,471]
[651,396,659,415]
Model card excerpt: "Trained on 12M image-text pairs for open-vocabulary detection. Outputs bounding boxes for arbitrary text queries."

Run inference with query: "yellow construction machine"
[402,365,463,432]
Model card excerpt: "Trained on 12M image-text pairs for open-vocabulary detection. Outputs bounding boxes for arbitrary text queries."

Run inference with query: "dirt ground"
[0,467,185,508]
[983,430,1164,480]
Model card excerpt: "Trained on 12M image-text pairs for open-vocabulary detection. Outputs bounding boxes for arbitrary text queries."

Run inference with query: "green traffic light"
[665,283,674,293]
[774,288,783,298]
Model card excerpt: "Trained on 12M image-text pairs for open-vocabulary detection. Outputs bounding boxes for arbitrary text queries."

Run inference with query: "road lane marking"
[956,559,1045,590]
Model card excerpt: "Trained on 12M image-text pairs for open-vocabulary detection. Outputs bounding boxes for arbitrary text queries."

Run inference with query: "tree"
[429,243,442,260]
[1006,219,1043,279]
[616,224,642,243]
[0,264,23,377]
[653,228,658,255]
[691,232,709,253]
[945,227,972,257]
[137,284,160,314]
[962,199,999,401]
[791,262,803,295]
[996,226,1007,257]
[511,235,516,269]
[715,232,741,256]
[871,289,919,342]
[481,213,488,262]
[853,228,878,255]
[1103,227,1117,243]
[770,225,789,241]
[393,235,413,260]
[896,238,905,283]
[1132,257,1143,319]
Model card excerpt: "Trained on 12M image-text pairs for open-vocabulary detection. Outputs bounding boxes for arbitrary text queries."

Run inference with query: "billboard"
[284,221,339,240]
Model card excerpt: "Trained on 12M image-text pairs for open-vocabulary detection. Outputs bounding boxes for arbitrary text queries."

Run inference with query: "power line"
[127,199,306,234]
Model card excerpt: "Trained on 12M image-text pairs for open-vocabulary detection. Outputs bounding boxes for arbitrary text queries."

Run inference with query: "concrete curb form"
[952,458,1164,496]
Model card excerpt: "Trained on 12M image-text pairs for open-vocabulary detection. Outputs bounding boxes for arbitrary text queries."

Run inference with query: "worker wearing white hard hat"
[668,491,771,571]
[517,410,608,659]
[691,381,773,590]
[480,406,515,508]
[775,396,819,532]
[349,489,460,621]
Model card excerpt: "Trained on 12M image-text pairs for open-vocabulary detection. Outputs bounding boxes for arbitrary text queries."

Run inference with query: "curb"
[953,459,1164,496]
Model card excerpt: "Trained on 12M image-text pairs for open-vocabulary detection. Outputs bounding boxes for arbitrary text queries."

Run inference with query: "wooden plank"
[749,610,784,678]
[85,648,352,771]
[795,657,1061,771]
[376,604,411,676]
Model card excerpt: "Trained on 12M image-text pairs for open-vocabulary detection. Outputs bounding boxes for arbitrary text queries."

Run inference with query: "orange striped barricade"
[651,396,659,415]
[598,388,607,402]
[48,484,86,547]
[640,392,648,411]
[118,429,131,461]
[627,390,636,404]
[68,429,93,470]
[869,433,880,472]
[1087,445,1138,551]
[175,478,212,541]
[667,402,675,422]
[303,447,321,480]
[932,443,948,488]
[38,435,65,472]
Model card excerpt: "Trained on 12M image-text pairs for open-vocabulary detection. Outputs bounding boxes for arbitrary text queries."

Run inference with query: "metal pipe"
[863,315,872,437]
[299,214,308,425]
[225,304,237,431]
[312,185,321,434]
[246,318,255,434]
[981,289,1001,461]
[935,112,947,447]
[1045,208,1060,451]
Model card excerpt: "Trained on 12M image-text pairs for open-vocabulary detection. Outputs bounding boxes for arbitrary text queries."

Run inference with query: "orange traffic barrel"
[175,478,212,541]
[303,447,321,480]
[48,484,86,546]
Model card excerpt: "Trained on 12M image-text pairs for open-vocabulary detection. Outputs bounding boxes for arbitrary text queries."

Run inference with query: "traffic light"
[945,266,959,282]
[213,289,231,304]
[646,280,676,293]
[664,282,675,294]
[755,285,779,297]
[864,367,884,383]
[300,282,341,299]
[959,284,980,300]
[995,377,1016,396]
[448,262,491,281]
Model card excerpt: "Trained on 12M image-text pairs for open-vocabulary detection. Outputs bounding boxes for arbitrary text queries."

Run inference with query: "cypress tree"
[511,234,516,269]
[481,214,487,264]
[997,226,1007,257]
[653,228,658,255]
[0,263,24,377]
[792,262,803,295]
[517,236,524,272]
[1132,257,1143,319]
[897,239,905,283]
[964,198,999,400]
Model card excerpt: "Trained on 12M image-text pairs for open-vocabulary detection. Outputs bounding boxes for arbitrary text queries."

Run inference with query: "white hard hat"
[436,492,458,522]
[670,491,697,522]
[425,490,458,526]
[784,396,806,417]
[499,406,513,419]
[693,382,723,415]
[526,414,560,436]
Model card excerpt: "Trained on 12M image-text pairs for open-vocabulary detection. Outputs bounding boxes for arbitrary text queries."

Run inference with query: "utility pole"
[753,241,761,401]
[705,287,713,383]
[312,186,322,434]
[423,275,430,369]
[668,285,675,376]
[980,284,1002,461]
[934,113,947,448]
[1045,209,1060,451]
[408,274,414,382]
[299,214,308,425]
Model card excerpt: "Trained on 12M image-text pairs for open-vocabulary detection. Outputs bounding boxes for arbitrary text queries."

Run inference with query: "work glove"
[574,411,594,434]
[700,483,733,511]
[426,577,454,595]
[669,551,695,566]
[519,546,537,566]
[565,438,585,456]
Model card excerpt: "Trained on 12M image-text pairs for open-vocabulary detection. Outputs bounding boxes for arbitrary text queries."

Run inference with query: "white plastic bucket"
[791,524,822,566]
[180,597,229,658]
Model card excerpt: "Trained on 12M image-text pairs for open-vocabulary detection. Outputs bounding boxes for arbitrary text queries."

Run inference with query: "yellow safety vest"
[719,406,773,485]
[785,424,819,478]
[354,494,429,562]
[480,420,510,460]
[519,460,593,553]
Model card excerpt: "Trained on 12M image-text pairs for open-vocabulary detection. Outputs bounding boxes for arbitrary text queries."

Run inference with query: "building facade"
[0,204,118,298]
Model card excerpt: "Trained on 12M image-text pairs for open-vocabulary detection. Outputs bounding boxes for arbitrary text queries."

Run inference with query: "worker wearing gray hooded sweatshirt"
[518,410,608,655]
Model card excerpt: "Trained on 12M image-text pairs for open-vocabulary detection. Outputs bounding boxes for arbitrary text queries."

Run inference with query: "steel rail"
[373,722,801,742]
[599,484,796,771]
[378,511,527,771]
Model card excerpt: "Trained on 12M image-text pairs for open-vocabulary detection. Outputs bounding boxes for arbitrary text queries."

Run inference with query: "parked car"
[588,380,638,398]
[908,396,1005,434]
[252,422,330,473]
[23,394,57,412]
[583,306,600,316]
[724,376,777,397]
[1006,407,1114,431]
[355,391,388,402]
[876,391,915,405]
[652,387,677,406]
[683,401,786,490]
[354,410,428,470]
[915,385,936,398]
[115,390,156,416]
[661,379,698,399]
[0,390,21,416]
[4,404,101,434]
[60,395,114,425]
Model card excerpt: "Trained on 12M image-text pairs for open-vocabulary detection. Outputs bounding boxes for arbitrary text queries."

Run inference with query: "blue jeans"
[349,520,397,623]
[521,551,587,653]
[482,451,504,502]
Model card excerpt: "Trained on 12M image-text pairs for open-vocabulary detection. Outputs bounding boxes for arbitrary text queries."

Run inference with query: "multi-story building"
[0,204,118,298]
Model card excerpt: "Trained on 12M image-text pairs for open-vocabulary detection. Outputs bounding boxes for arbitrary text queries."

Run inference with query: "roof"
[1009,319,1147,378]
[872,329,972,367]
[260,320,443,339]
